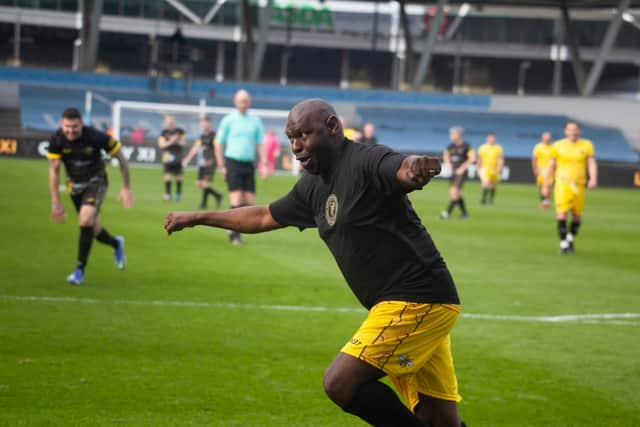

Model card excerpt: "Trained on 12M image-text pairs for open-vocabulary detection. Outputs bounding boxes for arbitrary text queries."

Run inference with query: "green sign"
[271,2,334,28]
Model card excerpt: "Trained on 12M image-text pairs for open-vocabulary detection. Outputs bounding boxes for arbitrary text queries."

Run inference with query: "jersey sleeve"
[362,144,407,195]
[89,128,121,156]
[47,133,62,159]
[585,140,595,157]
[532,144,539,158]
[268,175,316,231]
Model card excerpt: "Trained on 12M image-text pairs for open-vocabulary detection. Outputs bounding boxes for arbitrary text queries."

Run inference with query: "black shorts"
[225,157,255,193]
[70,175,107,213]
[198,165,216,181]
[450,173,467,189]
[164,162,183,175]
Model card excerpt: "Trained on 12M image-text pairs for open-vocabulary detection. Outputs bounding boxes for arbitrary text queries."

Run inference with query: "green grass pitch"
[1,158,639,426]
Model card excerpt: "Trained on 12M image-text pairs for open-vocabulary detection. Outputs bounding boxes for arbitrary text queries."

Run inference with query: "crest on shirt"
[325,194,338,227]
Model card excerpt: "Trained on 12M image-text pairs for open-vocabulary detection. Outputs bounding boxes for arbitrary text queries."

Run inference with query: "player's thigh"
[554,182,574,215]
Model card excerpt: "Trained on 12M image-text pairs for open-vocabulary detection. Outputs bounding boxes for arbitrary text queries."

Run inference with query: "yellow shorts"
[536,174,554,187]
[554,181,585,215]
[341,301,461,409]
[480,169,499,184]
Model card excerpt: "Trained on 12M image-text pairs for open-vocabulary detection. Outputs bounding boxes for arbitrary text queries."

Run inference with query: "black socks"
[570,221,581,237]
[164,181,171,195]
[96,228,118,249]
[77,226,94,271]
[557,219,568,241]
[343,381,424,427]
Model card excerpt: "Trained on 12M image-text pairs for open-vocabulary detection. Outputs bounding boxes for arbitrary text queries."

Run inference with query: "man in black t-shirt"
[47,107,133,285]
[164,99,466,427]
[440,126,475,219]
[182,116,223,209]
[158,115,187,201]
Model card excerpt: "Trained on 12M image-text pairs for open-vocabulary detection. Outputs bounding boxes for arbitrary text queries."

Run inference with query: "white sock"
[560,240,570,249]
[567,233,574,243]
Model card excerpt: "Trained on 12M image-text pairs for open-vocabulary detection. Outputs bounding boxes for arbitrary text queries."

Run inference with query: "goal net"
[110,99,298,174]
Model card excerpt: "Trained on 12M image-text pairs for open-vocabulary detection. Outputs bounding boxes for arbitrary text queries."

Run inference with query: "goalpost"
[110,99,299,174]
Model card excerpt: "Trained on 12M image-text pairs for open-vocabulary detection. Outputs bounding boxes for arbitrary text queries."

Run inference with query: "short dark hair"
[200,116,211,122]
[565,119,580,128]
[62,107,82,120]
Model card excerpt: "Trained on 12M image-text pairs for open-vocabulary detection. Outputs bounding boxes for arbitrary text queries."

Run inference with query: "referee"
[166,99,466,427]
[214,89,265,245]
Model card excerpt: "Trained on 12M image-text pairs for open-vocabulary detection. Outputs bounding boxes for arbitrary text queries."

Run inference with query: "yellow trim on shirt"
[108,141,122,156]
[47,152,62,159]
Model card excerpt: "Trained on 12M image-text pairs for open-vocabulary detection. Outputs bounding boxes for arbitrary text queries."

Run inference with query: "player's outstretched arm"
[396,155,441,190]
[165,206,284,236]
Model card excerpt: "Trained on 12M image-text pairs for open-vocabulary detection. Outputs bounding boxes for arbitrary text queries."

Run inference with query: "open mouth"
[296,155,311,168]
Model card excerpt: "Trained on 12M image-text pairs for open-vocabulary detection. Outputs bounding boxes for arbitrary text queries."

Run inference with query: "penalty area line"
[1,295,639,326]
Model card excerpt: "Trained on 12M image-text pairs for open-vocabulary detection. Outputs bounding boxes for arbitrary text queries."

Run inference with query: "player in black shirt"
[47,107,133,285]
[164,99,466,427]
[182,116,223,209]
[158,115,187,201]
[440,126,475,219]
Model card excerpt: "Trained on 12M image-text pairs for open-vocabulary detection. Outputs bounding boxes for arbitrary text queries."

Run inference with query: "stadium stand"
[6,67,636,162]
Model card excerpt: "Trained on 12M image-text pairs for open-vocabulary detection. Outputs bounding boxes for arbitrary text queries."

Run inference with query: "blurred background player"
[259,129,281,179]
[543,120,598,254]
[182,116,223,210]
[340,116,362,142]
[361,122,379,145]
[477,132,504,205]
[158,115,186,201]
[215,89,265,245]
[47,107,133,285]
[532,131,555,208]
[440,126,475,219]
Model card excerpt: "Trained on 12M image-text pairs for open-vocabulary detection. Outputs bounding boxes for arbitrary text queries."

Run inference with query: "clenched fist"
[164,212,193,235]
[404,155,441,187]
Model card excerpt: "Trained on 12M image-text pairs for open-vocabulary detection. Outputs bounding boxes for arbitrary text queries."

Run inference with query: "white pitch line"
[1,295,639,326]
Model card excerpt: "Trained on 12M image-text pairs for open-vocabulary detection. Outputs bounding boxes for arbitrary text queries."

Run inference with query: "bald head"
[289,99,338,124]
[285,99,343,176]
[234,89,251,113]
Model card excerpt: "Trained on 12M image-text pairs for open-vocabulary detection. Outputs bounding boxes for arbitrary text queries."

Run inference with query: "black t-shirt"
[197,131,216,167]
[47,126,120,183]
[159,128,186,164]
[446,142,473,169]
[269,141,459,310]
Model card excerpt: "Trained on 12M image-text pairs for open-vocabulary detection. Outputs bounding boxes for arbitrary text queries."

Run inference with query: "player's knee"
[322,369,353,409]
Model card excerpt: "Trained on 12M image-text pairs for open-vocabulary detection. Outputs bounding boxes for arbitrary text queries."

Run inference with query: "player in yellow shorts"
[477,132,504,205]
[166,99,468,427]
[532,132,554,208]
[543,120,598,254]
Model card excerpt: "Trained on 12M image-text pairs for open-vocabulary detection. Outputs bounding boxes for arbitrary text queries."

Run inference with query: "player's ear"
[326,115,340,136]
